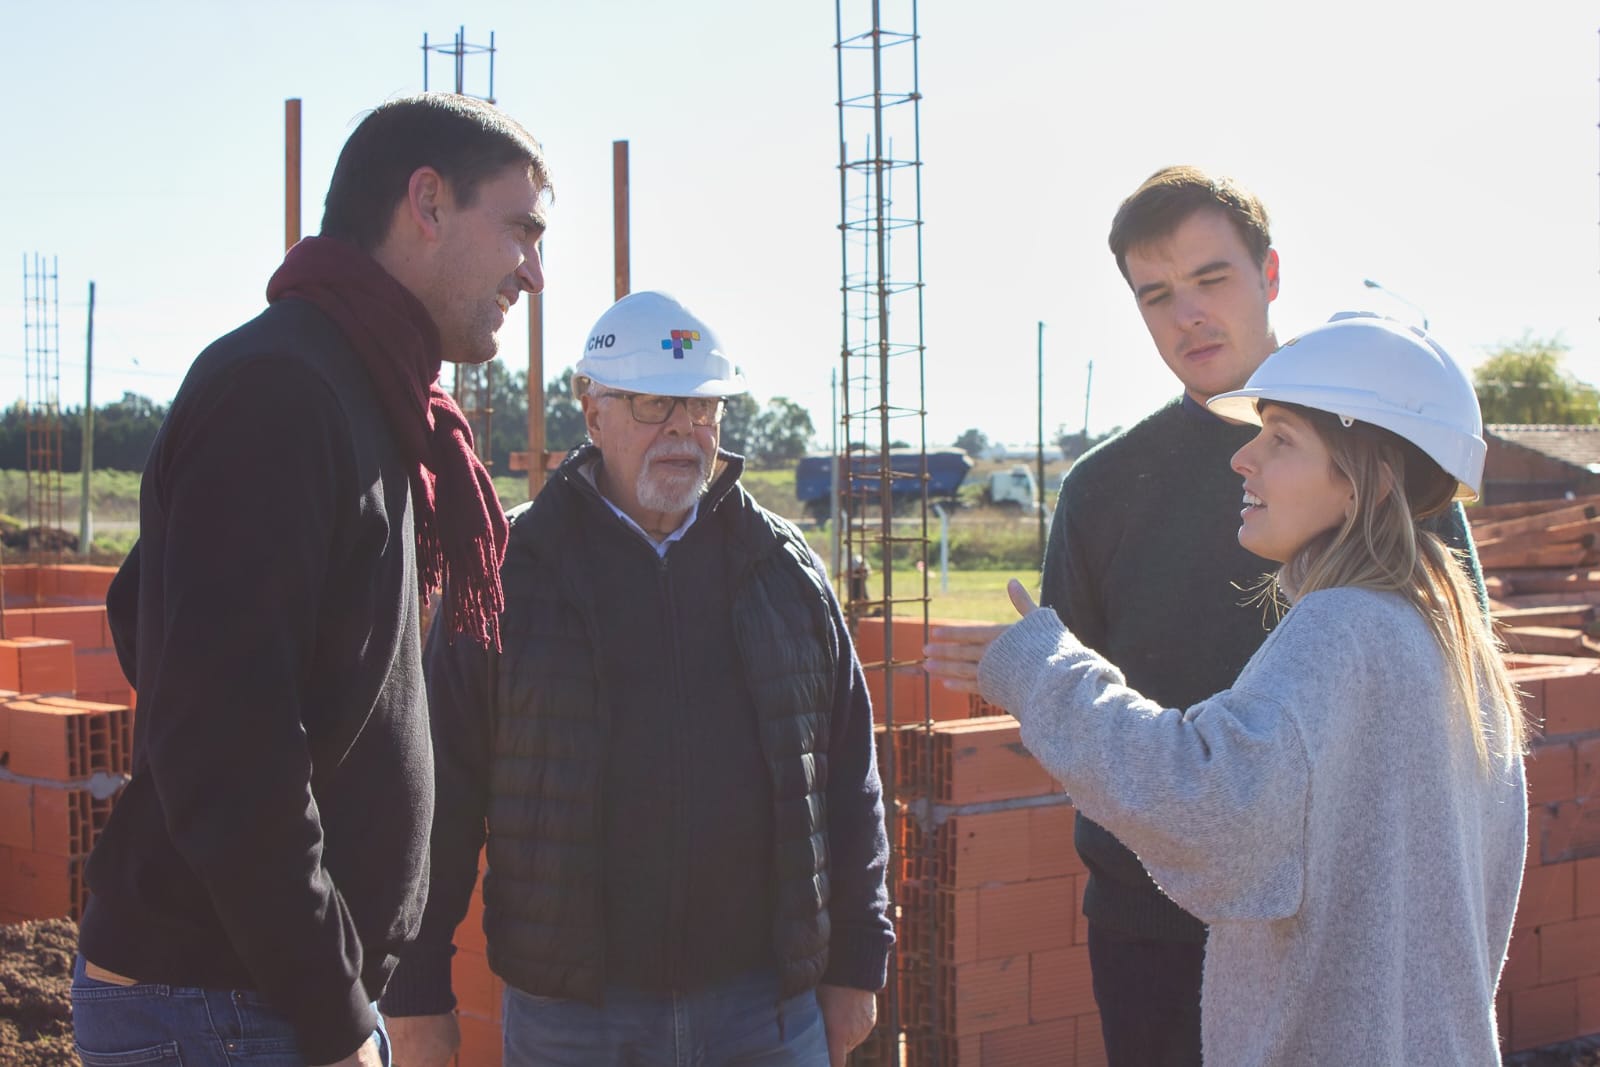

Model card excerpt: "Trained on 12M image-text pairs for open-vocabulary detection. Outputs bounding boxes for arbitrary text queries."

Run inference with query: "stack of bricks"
[1497,656,1600,1054]
[1,563,134,924]
[878,714,1105,1066]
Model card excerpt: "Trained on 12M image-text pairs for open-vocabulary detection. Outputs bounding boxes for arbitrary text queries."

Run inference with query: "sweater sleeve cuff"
[377,944,458,1018]
[300,988,378,1066]
[977,608,1076,715]
[822,925,893,992]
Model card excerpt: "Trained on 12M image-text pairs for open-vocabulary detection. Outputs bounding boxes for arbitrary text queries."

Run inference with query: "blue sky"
[6,0,1599,449]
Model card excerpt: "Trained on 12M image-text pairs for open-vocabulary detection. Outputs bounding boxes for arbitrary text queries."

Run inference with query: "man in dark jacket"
[381,290,893,1067]
[73,94,549,1067]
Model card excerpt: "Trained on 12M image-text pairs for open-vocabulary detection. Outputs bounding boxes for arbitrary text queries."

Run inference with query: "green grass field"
[881,565,1037,624]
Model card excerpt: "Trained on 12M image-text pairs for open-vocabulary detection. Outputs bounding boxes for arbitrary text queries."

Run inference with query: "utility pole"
[1037,321,1046,559]
[613,141,631,300]
[1082,359,1094,441]
[285,99,301,252]
[79,281,96,555]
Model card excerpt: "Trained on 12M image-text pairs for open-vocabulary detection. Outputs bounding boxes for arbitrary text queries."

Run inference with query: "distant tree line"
[951,424,1122,461]
[1473,334,1599,425]
[1,371,823,476]
[0,392,168,471]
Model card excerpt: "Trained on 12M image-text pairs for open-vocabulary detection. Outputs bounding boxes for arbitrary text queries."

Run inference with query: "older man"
[382,290,893,1067]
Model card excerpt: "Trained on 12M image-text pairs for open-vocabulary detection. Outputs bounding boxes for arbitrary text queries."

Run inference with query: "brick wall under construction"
[0,564,133,925]
[2,567,1597,1064]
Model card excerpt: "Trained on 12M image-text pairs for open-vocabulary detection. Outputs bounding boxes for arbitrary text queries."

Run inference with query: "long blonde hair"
[1267,403,1526,771]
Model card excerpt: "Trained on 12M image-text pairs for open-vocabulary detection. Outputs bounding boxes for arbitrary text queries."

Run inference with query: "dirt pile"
[0,918,76,1066]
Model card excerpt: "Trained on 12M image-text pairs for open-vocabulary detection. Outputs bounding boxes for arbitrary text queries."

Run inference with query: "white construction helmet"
[1208,312,1486,500]
[575,290,748,397]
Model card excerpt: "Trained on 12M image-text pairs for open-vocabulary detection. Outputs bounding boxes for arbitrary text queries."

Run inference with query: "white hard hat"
[1207,312,1486,500]
[575,290,748,397]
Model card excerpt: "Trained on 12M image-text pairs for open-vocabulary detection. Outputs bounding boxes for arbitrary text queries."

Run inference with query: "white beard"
[636,442,713,514]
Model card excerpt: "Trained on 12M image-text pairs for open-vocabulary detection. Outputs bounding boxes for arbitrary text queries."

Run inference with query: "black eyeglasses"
[595,391,725,427]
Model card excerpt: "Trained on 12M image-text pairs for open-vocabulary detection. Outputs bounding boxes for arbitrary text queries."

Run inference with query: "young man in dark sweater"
[73,95,550,1067]
[1042,166,1482,1066]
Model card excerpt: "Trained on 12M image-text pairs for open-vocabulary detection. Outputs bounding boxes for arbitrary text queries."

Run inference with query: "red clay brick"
[1029,946,1094,1023]
[1514,672,1548,735]
[73,650,130,698]
[0,638,76,696]
[3,567,37,601]
[1516,863,1575,931]
[1540,915,1600,984]
[1578,738,1600,803]
[0,847,84,921]
[979,877,1074,960]
[950,956,1030,1037]
[0,779,31,850]
[1526,740,1577,806]
[904,884,977,966]
[1027,803,1084,880]
[30,782,119,858]
[1537,801,1600,865]
[1543,665,1600,737]
[451,947,501,1022]
[4,697,133,780]
[1,610,35,637]
[1577,857,1600,919]
[905,808,1032,890]
[455,862,488,955]
[929,717,1059,805]
[1074,1012,1108,1067]
[1501,930,1541,993]
[980,1017,1077,1065]
[453,1011,502,1067]
[1579,975,1600,1039]
[1511,981,1577,1052]
[1073,877,1089,946]
[27,607,108,650]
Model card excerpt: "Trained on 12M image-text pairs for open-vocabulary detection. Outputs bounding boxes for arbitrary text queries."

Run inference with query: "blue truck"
[794,448,974,519]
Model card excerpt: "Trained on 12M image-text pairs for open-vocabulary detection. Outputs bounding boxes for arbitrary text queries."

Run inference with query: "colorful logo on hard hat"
[661,329,701,359]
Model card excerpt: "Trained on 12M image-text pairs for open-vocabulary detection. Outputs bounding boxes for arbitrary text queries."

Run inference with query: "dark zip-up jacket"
[79,298,432,1064]
[382,445,892,1014]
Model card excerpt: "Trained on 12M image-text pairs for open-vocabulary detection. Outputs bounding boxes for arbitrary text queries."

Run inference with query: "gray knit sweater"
[980,586,1525,1066]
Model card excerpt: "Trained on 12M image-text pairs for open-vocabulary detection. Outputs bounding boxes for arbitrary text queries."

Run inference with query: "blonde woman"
[926,313,1526,1066]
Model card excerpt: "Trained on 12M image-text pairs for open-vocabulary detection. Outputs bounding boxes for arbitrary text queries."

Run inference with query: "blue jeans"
[502,969,828,1067]
[71,956,391,1066]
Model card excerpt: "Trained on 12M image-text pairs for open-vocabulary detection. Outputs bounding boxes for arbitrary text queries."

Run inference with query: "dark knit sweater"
[382,447,892,1014]
[80,299,432,1064]
[1041,396,1483,942]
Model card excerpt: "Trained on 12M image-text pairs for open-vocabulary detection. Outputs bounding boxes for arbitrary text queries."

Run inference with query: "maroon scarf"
[266,237,508,649]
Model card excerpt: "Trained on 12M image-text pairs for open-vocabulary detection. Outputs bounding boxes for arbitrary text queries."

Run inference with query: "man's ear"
[403,166,448,241]
[581,394,604,444]
[1263,247,1281,304]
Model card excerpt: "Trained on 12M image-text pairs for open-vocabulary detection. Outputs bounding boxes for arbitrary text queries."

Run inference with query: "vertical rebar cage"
[22,253,65,557]
[835,2,935,1061]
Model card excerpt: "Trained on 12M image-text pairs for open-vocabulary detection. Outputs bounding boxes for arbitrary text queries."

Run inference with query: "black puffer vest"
[482,446,837,1000]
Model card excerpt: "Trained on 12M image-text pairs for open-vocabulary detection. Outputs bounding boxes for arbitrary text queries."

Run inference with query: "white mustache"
[646,442,709,467]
